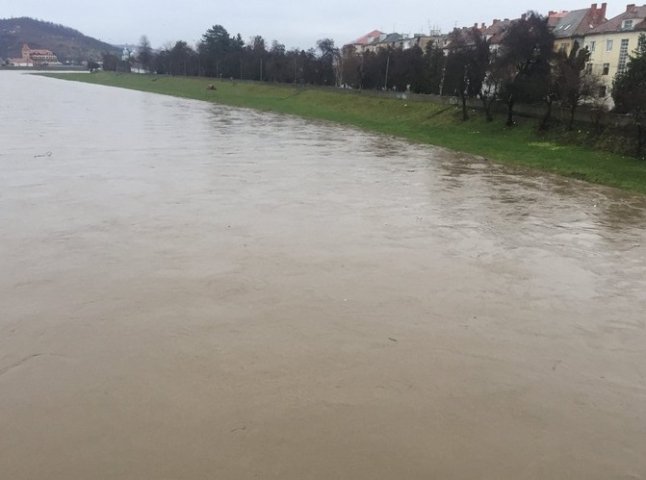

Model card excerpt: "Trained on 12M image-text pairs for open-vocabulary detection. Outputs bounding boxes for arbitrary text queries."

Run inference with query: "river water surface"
[1,71,646,479]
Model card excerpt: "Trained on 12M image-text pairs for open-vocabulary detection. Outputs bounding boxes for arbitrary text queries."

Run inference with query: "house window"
[602,63,610,75]
[599,86,607,97]
[618,39,630,73]
[590,40,596,52]
[606,39,613,51]
[623,19,634,30]
[585,62,593,74]
[559,43,568,52]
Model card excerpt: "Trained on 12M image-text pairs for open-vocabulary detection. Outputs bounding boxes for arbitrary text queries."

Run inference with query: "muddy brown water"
[1,71,645,479]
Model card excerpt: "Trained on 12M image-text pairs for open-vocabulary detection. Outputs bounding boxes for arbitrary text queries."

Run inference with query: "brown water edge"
[1,71,645,479]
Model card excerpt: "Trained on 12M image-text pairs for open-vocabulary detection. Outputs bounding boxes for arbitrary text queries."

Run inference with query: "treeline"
[102,25,339,86]
[100,13,646,156]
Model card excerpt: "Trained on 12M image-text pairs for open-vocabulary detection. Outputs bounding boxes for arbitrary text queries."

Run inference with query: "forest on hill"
[0,17,119,64]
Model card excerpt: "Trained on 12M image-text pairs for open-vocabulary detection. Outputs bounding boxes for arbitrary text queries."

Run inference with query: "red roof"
[351,30,384,45]
[588,4,646,34]
[548,11,569,28]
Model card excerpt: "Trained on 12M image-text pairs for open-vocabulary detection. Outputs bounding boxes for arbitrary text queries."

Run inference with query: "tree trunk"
[481,97,493,122]
[637,122,644,158]
[568,103,577,131]
[539,98,553,131]
[461,93,469,121]
[506,97,515,127]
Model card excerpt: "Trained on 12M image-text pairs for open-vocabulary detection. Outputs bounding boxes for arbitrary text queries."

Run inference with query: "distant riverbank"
[43,72,646,195]
[3,66,85,71]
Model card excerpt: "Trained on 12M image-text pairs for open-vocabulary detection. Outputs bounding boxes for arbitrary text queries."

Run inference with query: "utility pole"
[384,54,390,90]
[439,64,446,96]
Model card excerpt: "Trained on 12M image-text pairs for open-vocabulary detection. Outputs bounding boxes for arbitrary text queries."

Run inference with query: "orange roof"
[548,10,569,28]
[351,30,384,45]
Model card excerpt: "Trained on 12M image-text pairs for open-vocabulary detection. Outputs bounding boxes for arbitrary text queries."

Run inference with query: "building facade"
[550,3,608,55]
[583,4,646,98]
[345,30,445,54]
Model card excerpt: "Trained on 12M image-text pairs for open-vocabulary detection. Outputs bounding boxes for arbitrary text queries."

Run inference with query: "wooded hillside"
[0,17,119,64]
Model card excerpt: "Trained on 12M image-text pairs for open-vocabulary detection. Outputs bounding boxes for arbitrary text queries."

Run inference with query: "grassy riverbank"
[45,72,646,194]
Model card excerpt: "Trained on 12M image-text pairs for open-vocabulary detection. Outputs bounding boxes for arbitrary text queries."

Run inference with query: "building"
[443,23,489,55]
[8,44,60,67]
[361,33,405,52]
[394,33,437,51]
[483,18,513,52]
[583,4,646,98]
[345,29,445,54]
[344,30,385,53]
[550,3,608,54]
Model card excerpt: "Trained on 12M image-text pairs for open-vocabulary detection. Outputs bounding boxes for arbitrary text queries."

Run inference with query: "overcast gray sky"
[4,0,626,49]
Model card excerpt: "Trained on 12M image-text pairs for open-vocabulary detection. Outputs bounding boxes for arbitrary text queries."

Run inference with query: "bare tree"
[137,35,153,73]
[612,34,646,157]
[444,27,490,121]
[550,41,597,130]
[497,13,554,126]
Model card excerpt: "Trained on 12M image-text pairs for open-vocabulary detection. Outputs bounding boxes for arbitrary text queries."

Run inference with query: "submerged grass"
[43,72,646,195]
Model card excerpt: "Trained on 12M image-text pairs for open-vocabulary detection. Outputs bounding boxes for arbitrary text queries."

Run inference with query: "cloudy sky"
[6,0,625,49]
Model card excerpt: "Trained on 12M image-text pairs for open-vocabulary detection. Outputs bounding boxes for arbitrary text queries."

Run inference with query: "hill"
[0,17,120,64]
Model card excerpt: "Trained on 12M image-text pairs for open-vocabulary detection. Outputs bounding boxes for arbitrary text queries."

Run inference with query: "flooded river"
[1,71,645,479]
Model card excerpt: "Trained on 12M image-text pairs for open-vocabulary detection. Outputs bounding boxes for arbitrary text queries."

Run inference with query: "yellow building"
[550,3,608,56]
[583,4,646,98]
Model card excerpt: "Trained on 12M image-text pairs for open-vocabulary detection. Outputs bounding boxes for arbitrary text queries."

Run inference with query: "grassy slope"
[45,72,646,194]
